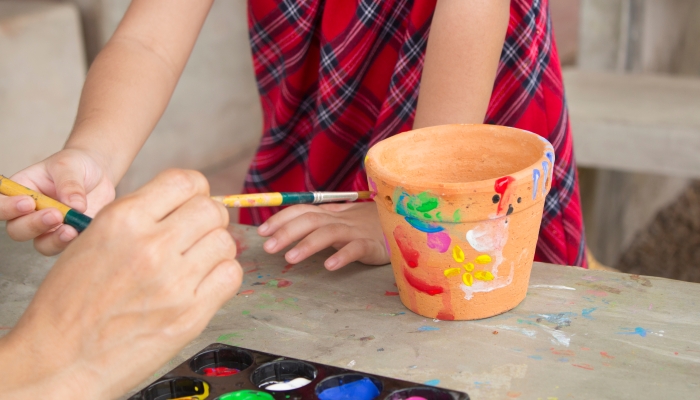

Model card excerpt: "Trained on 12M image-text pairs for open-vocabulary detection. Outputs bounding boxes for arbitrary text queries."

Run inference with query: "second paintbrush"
[211,191,373,208]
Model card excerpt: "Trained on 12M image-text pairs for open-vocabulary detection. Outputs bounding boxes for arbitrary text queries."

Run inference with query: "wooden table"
[1,223,699,399]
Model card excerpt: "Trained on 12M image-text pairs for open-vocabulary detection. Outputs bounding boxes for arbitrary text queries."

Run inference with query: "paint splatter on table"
[1,223,699,399]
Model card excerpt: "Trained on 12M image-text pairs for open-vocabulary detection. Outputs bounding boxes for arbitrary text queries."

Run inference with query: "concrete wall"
[4,0,262,198]
[0,2,85,176]
[578,0,700,266]
[92,0,262,195]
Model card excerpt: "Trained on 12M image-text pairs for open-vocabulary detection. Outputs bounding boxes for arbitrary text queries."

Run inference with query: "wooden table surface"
[1,223,699,399]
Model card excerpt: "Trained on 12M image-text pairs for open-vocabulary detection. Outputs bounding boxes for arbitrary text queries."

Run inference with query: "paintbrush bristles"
[357,191,373,200]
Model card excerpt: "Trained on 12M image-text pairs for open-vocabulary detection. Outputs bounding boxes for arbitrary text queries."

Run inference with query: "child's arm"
[0,0,214,255]
[260,0,511,270]
[414,0,510,129]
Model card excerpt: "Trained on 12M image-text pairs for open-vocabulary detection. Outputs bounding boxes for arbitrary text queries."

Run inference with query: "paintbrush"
[0,175,92,232]
[1,174,373,232]
[211,191,373,208]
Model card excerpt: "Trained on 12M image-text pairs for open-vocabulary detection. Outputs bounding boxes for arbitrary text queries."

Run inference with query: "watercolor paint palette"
[128,343,469,400]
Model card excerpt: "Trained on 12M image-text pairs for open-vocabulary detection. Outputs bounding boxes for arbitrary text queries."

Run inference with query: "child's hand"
[1,148,116,255]
[258,202,389,270]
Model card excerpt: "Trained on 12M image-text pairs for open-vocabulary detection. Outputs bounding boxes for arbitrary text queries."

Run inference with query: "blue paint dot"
[528,355,543,360]
[424,379,440,386]
[617,327,648,337]
[582,307,597,319]
[417,326,439,332]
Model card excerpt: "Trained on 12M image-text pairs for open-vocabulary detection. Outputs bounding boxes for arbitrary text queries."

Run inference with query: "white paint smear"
[528,285,576,290]
[460,247,525,301]
[495,325,537,338]
[538,324,572,347]
[264,377,312,391]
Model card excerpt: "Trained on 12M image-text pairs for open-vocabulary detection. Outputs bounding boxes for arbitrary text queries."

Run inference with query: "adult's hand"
[0,169,242,399]
[0,148,116,255]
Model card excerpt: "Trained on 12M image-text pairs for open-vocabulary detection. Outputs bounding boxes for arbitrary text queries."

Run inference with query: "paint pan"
[385,387,456,399]
[251,360,316,391]
[140,377,209,400]
[128,343,469,400]
[315,374,382,400]
[191,348,254,377]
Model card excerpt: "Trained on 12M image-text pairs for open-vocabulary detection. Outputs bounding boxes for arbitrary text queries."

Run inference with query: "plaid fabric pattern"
[243,0,587,267]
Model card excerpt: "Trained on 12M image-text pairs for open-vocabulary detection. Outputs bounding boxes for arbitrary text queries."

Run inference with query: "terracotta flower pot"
[365,124,555,320]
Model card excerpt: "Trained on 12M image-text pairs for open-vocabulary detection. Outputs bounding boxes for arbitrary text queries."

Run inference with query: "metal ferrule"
[312,192,360,204]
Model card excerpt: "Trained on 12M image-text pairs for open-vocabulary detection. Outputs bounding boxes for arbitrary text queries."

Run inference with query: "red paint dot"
[384,291,399,296]
[203,366,240,377]
[436,310,455,321]
[276,279,293,288]
[239,290,255,296]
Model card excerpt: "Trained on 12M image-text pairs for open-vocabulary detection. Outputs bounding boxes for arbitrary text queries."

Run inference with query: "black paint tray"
[128,343,470,400]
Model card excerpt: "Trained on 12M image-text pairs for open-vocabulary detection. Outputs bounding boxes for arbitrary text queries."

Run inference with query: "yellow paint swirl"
[475,254,492,264]
[443,268,461,277]
[474,271,495,281]
[452,245,465,263]
[462,272,473,286]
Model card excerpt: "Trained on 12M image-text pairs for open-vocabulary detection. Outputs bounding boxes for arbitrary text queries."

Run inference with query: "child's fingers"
[0,195,36,221]
[283,223,353,264]
[32,226,75,256]
[6,208,64,242]
[262,210,335,253]
[257,204,326,236]
[324,238,388,271]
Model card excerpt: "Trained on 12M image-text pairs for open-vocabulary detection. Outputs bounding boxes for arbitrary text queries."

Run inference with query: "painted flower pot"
[365,124,555,320]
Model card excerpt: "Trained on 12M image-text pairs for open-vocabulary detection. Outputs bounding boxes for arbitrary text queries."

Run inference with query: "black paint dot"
[492,194,500,204]
[506,205,514,215]
[517,197,522,203]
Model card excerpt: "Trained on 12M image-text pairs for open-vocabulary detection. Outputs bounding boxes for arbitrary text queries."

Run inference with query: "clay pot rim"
[366,124,554,193]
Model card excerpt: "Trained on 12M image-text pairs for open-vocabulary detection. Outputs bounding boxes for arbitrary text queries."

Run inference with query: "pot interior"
[372,125,544,185]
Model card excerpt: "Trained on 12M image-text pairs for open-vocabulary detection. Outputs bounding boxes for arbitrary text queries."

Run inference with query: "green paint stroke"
[453,209,461,223]
[255,293,300,310]
[408,192,439,212]
[217,332,243,342]
[242,310,250,315]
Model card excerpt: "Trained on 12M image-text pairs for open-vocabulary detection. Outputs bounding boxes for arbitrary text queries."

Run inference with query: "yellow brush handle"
[0,175,71,216]
[211,193,284,208]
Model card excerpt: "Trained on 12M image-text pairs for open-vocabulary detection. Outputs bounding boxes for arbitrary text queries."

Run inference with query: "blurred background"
[1,0,699,283]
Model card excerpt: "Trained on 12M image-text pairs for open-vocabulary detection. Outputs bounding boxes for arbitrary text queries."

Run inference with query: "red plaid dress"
[243,0,587,267]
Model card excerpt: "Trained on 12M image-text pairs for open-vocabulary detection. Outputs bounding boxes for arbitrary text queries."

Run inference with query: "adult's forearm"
[413,0,510,129]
